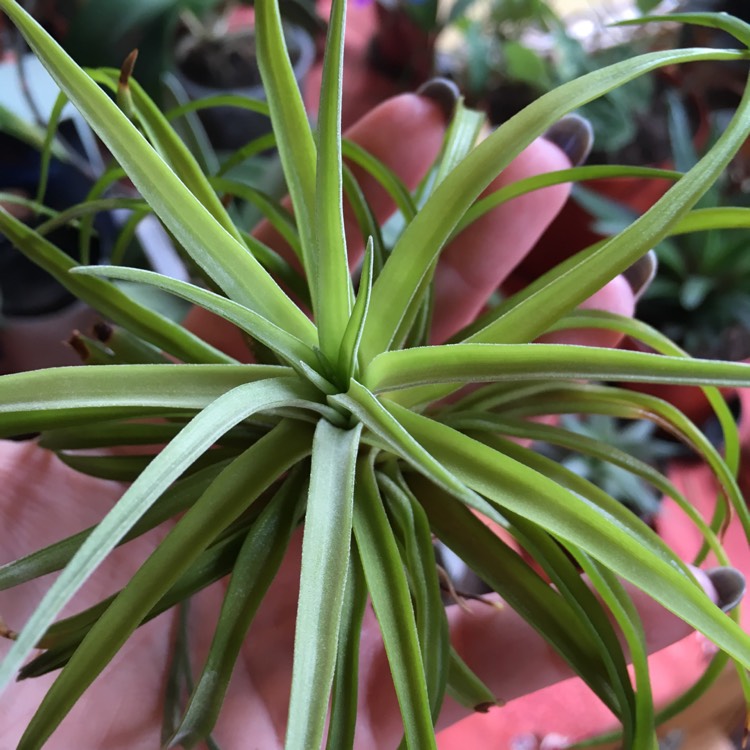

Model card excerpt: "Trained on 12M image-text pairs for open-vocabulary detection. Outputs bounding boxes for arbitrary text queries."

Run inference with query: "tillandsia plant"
[3,0,750,748]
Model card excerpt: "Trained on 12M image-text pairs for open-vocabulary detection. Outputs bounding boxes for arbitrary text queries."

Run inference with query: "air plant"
[1,2,750,748]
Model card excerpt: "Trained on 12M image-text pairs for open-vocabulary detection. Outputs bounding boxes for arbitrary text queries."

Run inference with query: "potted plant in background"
[0,2,750,750]
[0,50,117,373]
[37,0,322,149]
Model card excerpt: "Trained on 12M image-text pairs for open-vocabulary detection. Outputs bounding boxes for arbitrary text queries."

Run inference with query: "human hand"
[0,85,731,749]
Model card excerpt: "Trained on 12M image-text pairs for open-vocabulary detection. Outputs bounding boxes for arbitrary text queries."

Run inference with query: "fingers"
[431,137,574,343]
[536,275,636,349]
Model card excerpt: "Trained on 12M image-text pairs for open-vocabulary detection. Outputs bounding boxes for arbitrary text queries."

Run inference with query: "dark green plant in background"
[1,2,750,749]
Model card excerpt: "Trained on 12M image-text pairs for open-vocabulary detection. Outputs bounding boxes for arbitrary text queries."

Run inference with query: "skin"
[0,93,720,748]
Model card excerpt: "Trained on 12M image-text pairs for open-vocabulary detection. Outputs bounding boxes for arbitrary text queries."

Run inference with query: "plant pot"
[367,0,436,87]
[174,23,316,151]
[0,131,113,371]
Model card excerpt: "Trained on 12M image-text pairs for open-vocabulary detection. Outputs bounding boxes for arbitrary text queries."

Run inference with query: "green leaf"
[464,66,750,349]
[0,364,289,436]
[354,457,437,749]
[209,176,302,260]
[412,476,625,715]
[255,0,318,292]
[379,471,449,722]
[365,343,750,393]
[285,420,362,750]
[73,265,317,371]
[342,140,417,222]
[445,648,497,713]
[91,69,244,244]
[452,165,682,238]
[617,12,750,49]
[315,0,352,363]
[337,238,374,382]
[575,554,657,749]
[326,547,367,750]
[0,462,229,591]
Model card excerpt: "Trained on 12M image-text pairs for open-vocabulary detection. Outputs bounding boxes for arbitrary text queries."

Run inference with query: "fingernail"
[623,250,658,300]
[543,114,594,166]
[706,567,746,613]
[417,77,460,122]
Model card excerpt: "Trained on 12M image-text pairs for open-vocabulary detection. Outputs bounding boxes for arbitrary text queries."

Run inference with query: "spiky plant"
[1,2,750,748]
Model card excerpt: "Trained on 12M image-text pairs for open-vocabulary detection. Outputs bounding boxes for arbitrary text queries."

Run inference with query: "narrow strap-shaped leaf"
[353,458,437,749]
[575,553,658,749]
[484,382,748,542]
[341,139,417,221]
[35,89,70,207]
[0,364,290,436]
[387,403,750,668]
[364,343,750,393]
[455,415,726,562]
[378,471,450,722]
[55,445,238,482]
[359,45,749,360]
[576,649,731,749]
[0,208,233,365]
[16,421,314,749]
[618,12,750,47]
[548,308,740,474]
[210,176,302,260]
[0,1,314,343]
[170,468,307,747]
[240,230,312,308]
[20,513,252,664]
[455,205,750,348]
[255,0,318,289]
[342,166,387,276]
[285,420,362,750]
[430,100,485,190]
[38,419,261,450]
[35,197,147,236]
[326,545,367,750]
[0,376,321,696]
[387,101,486,349]
[73,265,317,370]
[217,133,278,177]
[338,238,374,382]
[410,475,622,714]
[315,0,352,363]
[451,164,682,238]
[499,507,637,734]
[166,94,271,122]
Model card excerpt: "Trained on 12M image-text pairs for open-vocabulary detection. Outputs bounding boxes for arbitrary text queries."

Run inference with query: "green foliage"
[1,2,750,748]
[448,0,657,153]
